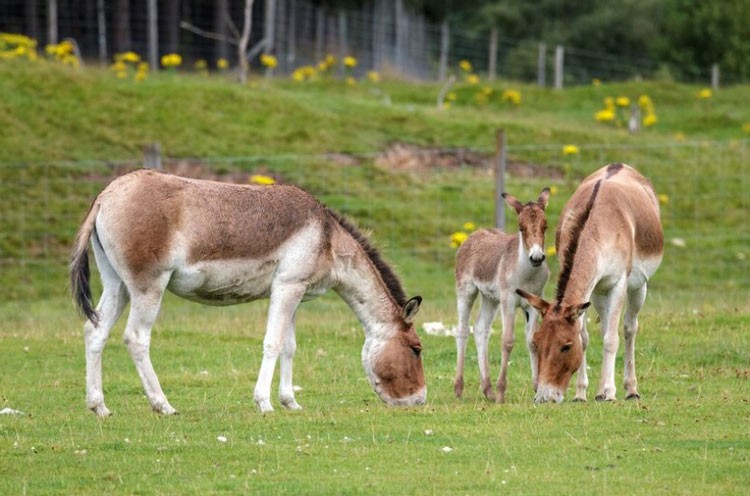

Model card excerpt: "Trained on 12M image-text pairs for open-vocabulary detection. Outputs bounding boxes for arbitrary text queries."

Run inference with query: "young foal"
[518,163,663,403]
[70,169,425,416]
[453,188,550,402]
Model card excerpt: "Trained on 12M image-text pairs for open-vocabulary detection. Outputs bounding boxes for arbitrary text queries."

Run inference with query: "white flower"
[217,436,227,443]
[424,429,434,436]
[441,446,453,453]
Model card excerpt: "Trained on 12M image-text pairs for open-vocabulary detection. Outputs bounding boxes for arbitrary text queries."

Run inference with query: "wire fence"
[0,0,743,87]
[1,139,748,306]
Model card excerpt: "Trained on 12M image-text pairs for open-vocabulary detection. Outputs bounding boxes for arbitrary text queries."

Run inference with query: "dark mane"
[554,180,603,305]
[326,209,408,307]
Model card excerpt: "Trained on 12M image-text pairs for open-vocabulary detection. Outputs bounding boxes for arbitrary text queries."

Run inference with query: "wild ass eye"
[560,343,572,353]
[410,346,422,358]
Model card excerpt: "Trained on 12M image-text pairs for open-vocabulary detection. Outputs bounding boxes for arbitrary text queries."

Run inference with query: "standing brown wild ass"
[454,188,550,402]
[518,163,663,403]
[70,169,425,416]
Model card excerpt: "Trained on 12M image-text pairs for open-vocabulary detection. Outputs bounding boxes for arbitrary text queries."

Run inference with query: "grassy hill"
[0,60,748,305]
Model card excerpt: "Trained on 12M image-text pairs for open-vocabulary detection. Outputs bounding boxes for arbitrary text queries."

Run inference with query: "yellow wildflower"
[501,89,521,105]
[592,78,601,86]
[250,174,276,185]
[697,88,712,99]
[549,185,558,196]
[217,58,229,70]
[638,94,652,108]
[260,54,277,69]
[120,51,141,63]
[595,109,616,122]
[343,55,357,68]
[545,246,557,257]
[161,53,182,67]
[742,123,750,134]
[446,91,457,102]
[366,70,380,83]
[459,60,472,72]
[562,144,580,156]
[466,74,480,85]
[643,113,658,127]
[194,59,208,70]
[673,132,686,141]
[603,96,615,109]
[450,231,469,248]
[615,96,630,107]
[462,222,476,232]
[345,76,357,86]
[292,68,306,82]
[324,54,336,66]
[658,193,669,205]
[134,70,147,82]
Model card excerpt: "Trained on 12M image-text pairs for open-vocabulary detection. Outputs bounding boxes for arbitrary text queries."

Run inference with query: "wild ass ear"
[515,289,551,317]
[537,187,551,210]
[402,296,422,324]
[501,193,524,214]
[564,302,591,322]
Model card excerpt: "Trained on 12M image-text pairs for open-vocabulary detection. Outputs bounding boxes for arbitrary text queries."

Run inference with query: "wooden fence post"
[711,64,720,91]
[488,28,498,82]
[143,143,162,170]
[147,0,158,70]
[554,45,564,90]
[537,42,546,87]
[495,129,506,230]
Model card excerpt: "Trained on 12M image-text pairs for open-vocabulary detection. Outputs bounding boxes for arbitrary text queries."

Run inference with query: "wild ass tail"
[70,200,101,325]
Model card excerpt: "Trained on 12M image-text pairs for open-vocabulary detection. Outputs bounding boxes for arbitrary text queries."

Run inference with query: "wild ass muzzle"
[70,169,426,416]
[517,163,663,403]
[454,188,550,402]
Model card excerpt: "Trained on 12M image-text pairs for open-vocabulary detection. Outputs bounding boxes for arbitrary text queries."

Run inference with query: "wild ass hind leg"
[254,284,306,414]
[594,280,627,402]
[495,300,517,403]
[85,282,129,417]
[85,239,130,417]
[474,294,499,401]
[623,284,647,400]
[453,284,478,398]
[278,311,302,411]
[123,274,177,415]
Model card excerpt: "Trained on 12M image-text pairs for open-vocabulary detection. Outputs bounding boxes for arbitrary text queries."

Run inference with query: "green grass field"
[1,60,749,494]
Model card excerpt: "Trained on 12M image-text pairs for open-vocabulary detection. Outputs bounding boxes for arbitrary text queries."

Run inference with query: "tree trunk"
[238,0,255,83]
[47,0,58,44]
[314,5,324,62]
[394,0,405,73]
[438,20,449,81]
[264,0,276,55]
[147,0,158,69]
[286,0,296,72]
[25,0,39,42]
[488,27,498,81]
[114,0,131,52]
[96,0,107,64]
[214,0,230,63]
[165,0,180,54]
[372,0,387,71]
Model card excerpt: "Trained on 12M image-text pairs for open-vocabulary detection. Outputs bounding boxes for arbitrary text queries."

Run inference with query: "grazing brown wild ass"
[517,163,663,403]
[454,188,550,402]
[70,169,425,416]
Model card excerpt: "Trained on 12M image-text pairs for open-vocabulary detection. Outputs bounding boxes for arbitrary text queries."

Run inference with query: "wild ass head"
[363,296,426,406]
[516,289,589,403]
[502,188,550,267]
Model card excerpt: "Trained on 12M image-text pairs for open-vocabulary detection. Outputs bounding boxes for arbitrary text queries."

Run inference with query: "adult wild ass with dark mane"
[454,188,550,402]
[70,169,425,416]
[517,163,663,403]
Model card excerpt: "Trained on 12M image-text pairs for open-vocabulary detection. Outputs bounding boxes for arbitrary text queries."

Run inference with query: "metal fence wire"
[0,140,748,304]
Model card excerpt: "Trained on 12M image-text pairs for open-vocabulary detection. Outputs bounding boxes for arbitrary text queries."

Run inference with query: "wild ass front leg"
[474,295,499,401]
[254,285,305,414]
[623,284,647,400]
[278,311,302,410]
[123,281,177,415]
[453,287,477,398]
[495,300,517,403]
[85,283,129,417]
[523,307,540,394]
[595,280,627,402]
[573,317,589,402]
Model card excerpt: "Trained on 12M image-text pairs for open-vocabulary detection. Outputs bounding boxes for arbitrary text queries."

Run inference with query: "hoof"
[625,393,641,401]
[255,399,274,414]
[280,398,302,411]
[90,404,112,418]
[571,397,587,403]
[594,394,615,402]
[153,403,178,415]
[453,378,464,399]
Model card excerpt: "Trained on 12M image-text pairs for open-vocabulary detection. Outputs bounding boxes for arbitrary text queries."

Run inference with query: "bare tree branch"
[237,0,255,83]
[179,20,237,45]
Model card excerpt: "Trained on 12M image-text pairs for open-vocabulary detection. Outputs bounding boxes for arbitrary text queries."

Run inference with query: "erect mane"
[554,163,624,305]
[327,209,408,307]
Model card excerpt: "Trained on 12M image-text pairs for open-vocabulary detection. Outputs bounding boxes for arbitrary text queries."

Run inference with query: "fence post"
[438,20,449,81]
[537,42,546,87]
[96,0,107,65]
[147,0,158,70]
[711,64,720,91]
[554,45,564,90]
[494,129,506,230]
[47,0,58,44]
[143,143,163,170]
[488,27,498,82]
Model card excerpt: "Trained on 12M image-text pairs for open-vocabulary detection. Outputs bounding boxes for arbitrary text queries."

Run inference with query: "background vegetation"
[0,59,748,494]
